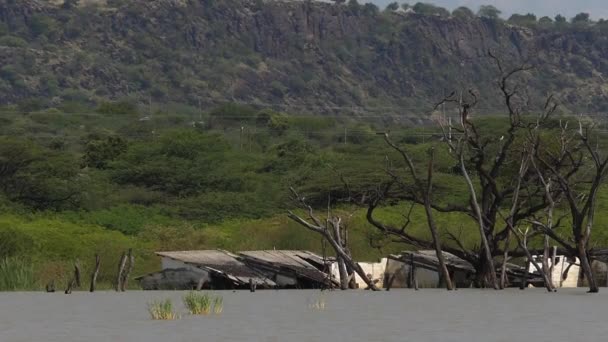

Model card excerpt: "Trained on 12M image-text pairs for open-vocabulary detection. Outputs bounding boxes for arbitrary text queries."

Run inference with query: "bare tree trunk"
[520,258,530,290]
[578,241,598,293]
[542,236,552,289]
[549,246,557,287]
[115,251,127,292]
[460,153,498,289]
[120,249,134,292]
[423,149,453,290]
[332,223,349,290]
[499,230,511,289]
[90,254,101,292]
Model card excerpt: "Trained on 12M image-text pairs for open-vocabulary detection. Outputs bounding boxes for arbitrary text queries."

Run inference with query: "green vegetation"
[0,257,35,291]
[183,292,224,315]
[2,0,608,291]
[183,292,212,315]
[1,101,607,291]
[0,0,607,114]
[148,299,179,320]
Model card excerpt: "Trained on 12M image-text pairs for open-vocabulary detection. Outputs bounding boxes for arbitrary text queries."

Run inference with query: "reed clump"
[212,295,224,315]
[148,299,179,320]
[183,292,224,315]
[0,257,36,291]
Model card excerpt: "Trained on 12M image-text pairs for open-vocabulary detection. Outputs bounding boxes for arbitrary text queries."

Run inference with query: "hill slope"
[1,0,608,115]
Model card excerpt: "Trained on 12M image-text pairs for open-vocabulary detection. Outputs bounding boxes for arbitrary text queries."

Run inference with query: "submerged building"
[137,249,334,290]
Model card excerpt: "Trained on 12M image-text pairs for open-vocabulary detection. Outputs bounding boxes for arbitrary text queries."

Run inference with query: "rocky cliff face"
[0,0,607,115]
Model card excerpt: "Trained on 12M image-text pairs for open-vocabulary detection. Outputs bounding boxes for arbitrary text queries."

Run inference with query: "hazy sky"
[369,0,608,19]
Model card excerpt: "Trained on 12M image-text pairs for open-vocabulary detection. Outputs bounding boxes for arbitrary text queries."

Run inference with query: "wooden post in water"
[46,280,55,293]
[120,249,134,292]
[90,254,101,292]
[407,254,418,290]
[65,261,81,294]
[520,258,531,290]
[115,251,127,292]
[249,278,256,292]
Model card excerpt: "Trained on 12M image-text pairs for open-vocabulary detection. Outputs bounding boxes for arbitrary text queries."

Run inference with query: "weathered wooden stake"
[408,254,418,290]
[115,251,127,292]
[249,278,256,292]
[90,254,101,292]
[46,280,55,293]
[520,258,531,290]
[65,278,75,294]
[65,261,81,294]
[120,249,134,292]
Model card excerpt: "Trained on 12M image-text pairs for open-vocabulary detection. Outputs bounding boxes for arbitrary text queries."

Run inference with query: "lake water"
[0,289,606,342]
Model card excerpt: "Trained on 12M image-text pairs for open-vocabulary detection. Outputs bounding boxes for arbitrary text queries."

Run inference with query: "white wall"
[330,258,388,289]
[529,255,580,288]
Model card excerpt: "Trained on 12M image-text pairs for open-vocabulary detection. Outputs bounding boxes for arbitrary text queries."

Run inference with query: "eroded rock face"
[0,0,607,114]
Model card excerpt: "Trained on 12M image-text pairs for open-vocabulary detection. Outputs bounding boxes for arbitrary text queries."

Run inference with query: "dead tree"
[90,254,101,292]
[370,136,454,290]
[534,121,608,293]
[288,188,380,291]
[418,51,560,287]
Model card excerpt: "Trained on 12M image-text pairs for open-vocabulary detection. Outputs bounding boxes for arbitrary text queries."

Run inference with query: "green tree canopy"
[508,13,537,26]
[385,2,399,11]
[572,12,591,24]
[412,2,450,16]
[452,6,475,19]
[477,5,501,19]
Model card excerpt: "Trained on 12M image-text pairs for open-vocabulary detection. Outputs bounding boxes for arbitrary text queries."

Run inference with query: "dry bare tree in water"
[289,51,607,292]
[529,119,608,293]
[287,187,380,291]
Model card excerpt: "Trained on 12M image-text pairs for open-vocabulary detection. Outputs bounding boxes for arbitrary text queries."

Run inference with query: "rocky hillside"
[1,0,608,116]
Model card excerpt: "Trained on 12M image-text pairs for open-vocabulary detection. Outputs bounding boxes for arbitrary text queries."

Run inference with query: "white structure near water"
[528,255,580,288]
[330,258,388,289]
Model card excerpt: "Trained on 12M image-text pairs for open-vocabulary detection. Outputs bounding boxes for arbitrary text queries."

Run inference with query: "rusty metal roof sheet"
[155,250,275,286]
[239,250,330,284]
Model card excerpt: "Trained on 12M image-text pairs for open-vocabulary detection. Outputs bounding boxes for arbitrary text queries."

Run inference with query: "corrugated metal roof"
[390,250,476,272]
[239,250,330,284]
[156,250,242,265]
[155,250,275,286]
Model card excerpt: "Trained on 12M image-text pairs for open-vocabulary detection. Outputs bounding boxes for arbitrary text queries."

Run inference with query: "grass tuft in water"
[148,299,179,320]
[212,295,224,315]
[183,292,224,315]
[0,258,36,291]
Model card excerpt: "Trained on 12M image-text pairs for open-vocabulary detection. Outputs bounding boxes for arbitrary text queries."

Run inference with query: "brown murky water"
[0,289,606,342]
